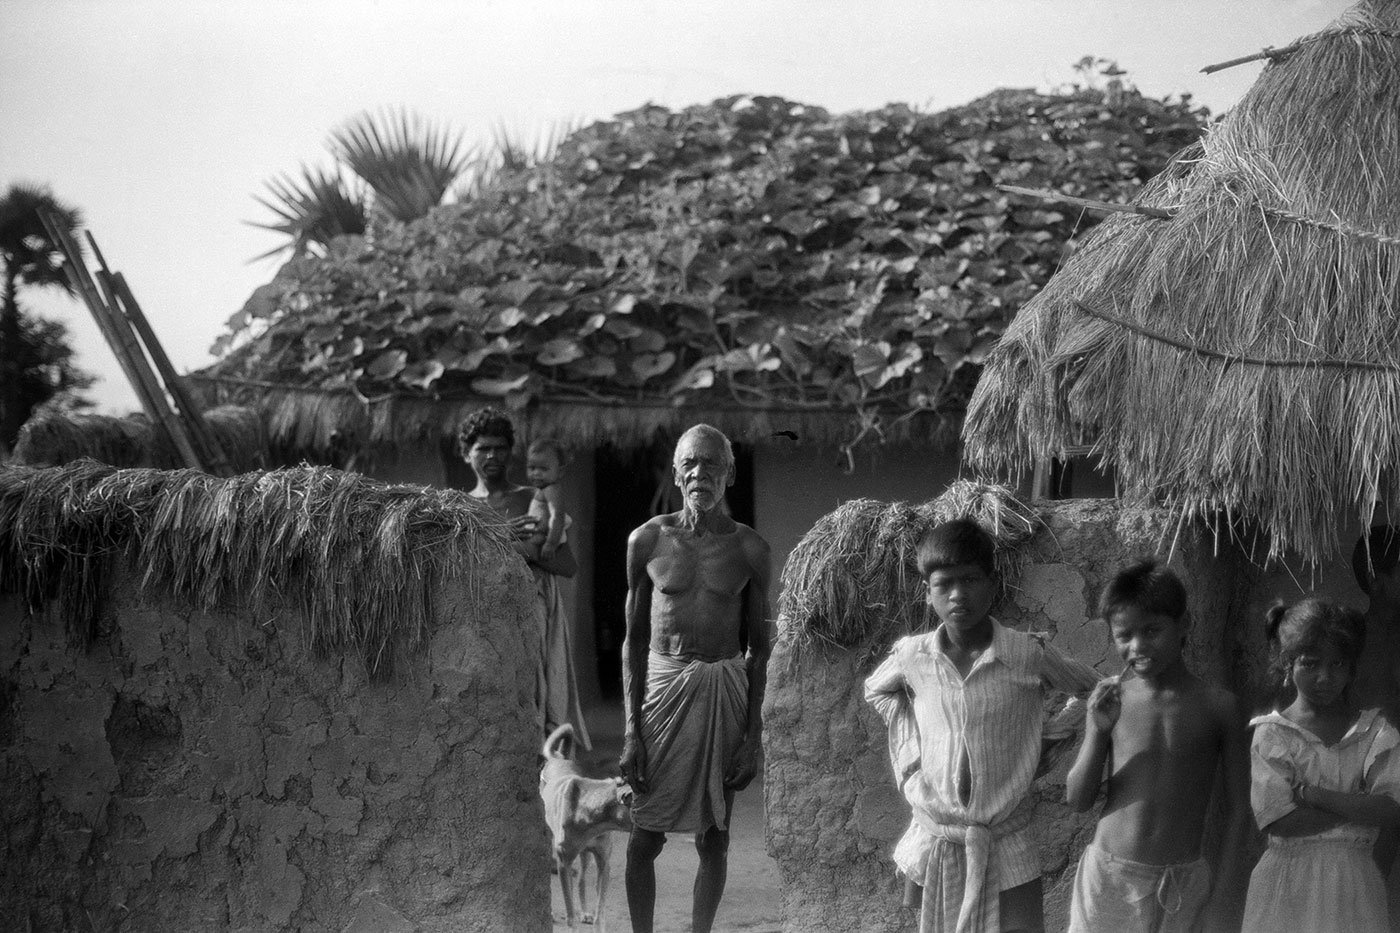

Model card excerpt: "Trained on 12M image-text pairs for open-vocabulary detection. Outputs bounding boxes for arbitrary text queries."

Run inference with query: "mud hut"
[0,462,550,932]
[961,0,1400,717]
[187,88,1204,705]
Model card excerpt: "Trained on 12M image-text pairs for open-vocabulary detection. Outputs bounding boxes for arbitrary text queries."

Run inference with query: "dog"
[540,724,633,930]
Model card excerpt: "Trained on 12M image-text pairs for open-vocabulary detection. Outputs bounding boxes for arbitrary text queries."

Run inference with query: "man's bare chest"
[648,532,749,597]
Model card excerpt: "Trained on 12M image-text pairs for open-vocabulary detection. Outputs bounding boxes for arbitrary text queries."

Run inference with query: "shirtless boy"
[619,424,771,933]
[1065,560,1249,933]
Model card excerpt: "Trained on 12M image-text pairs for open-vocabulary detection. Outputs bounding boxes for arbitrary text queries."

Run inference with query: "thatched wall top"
[964,0,1400,563]
[0,461,516,675]
[776,480,1038,656]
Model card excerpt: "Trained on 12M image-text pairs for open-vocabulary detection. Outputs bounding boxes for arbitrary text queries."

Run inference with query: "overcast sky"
[3,0,1349,414]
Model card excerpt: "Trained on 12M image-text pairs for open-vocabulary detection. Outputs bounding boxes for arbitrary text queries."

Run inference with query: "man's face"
[467,434,511,481]
[672,433,733,514]
[925,563,996,634]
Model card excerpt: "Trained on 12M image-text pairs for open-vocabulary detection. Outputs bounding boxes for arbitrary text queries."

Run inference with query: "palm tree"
[250,108,471,259]
[0,183,86,453]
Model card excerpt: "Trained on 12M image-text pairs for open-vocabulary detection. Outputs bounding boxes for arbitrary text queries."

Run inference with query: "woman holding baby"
[458,407,591,750]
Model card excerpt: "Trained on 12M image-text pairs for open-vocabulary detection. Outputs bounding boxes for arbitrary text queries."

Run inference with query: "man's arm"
[726,528,771,791]
[1037,639,1103,775]
[1038,639,1103,696]
[620,522,657,793]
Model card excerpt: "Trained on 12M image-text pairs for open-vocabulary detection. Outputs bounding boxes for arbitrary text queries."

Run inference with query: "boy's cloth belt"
[910,800,1034,933]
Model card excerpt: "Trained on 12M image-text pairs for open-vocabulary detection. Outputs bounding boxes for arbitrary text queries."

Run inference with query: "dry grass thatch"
[0,460,515,676]
[964,0,1400,564]
[776,480,1039,655]
[12,406,271,473]
[189,374,960,458]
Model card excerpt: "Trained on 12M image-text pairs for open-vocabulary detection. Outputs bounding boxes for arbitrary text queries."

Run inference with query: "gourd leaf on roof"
[204,82,1208,452]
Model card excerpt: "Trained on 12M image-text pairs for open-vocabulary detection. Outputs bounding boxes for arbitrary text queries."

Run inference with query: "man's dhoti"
[632,651,748,834]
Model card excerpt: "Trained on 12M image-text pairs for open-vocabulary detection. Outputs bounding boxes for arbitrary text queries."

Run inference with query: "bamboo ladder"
[37,211,234,476]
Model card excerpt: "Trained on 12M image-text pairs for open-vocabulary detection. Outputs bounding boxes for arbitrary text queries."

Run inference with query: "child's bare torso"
[1096,674,1228,864]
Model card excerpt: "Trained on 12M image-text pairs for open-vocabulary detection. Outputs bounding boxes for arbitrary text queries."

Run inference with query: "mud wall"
[763,499,1247,933]
[0,560,550,933]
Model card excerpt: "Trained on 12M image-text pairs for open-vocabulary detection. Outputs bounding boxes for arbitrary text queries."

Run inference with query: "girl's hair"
[1266,597,1367,684]
[527,436,569,466]
[457,407,515,459]
[1099,558,1188,623]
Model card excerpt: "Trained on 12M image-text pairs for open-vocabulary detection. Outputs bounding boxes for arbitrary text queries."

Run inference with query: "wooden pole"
[1200,42,1302,75]
[110,271,233,475]
[39,213,205,470]
[83,232,235,475]
[998,184,1175,220]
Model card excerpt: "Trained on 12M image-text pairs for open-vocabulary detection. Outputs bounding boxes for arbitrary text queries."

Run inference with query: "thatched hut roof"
[198,87,1206,457]
[964,0,1400,562]
[11,406,271,471]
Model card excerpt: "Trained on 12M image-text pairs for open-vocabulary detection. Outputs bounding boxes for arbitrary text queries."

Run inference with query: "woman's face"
[467,434,512,482]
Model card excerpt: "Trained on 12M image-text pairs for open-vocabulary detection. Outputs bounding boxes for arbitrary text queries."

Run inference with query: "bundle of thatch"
[11,406,271,473]
[777,480,1039,654]
[964,0,1400,564]
[0,460,513,674]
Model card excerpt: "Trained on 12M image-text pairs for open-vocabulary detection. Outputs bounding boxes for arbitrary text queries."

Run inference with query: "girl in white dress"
[1243,598,1400,933]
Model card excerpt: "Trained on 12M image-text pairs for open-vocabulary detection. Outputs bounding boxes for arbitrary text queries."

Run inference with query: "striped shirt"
[865,619,1101,894]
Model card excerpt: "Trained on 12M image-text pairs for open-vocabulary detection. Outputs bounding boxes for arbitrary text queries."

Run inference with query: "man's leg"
[625,828,666,933]
[999,877,1045,933]
[692,826,730,933]
[692,790,735,933]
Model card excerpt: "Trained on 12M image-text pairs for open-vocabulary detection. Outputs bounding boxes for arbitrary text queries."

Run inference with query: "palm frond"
[329,108,471,223]
[247,165,367,261]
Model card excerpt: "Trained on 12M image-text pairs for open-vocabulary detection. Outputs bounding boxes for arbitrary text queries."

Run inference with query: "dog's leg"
[576,849,592,921]
[593,845,612,933]
[558,854,580,928]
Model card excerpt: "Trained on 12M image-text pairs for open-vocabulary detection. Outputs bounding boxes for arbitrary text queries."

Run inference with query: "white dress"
[1242,707,1400,933]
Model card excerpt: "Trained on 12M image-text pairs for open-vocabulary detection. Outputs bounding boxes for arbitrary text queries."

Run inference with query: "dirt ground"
[551,703,782,933]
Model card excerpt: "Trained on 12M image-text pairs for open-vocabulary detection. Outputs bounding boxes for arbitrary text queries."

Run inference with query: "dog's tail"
[542,723,576,761]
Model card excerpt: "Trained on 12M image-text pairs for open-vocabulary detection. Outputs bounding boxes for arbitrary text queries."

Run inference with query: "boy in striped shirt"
[865,518,1100,933]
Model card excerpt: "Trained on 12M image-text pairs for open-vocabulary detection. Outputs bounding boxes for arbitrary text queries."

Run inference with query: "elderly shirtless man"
[620,424,771,933]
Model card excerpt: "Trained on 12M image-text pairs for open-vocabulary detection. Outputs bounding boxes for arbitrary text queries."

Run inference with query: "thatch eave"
[188,373,961,458]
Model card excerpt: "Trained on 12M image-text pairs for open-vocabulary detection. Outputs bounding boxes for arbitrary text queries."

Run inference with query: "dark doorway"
[591,439,754,698]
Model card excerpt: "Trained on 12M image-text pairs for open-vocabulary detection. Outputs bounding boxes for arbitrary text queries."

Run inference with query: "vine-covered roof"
[199,86,1207,454]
